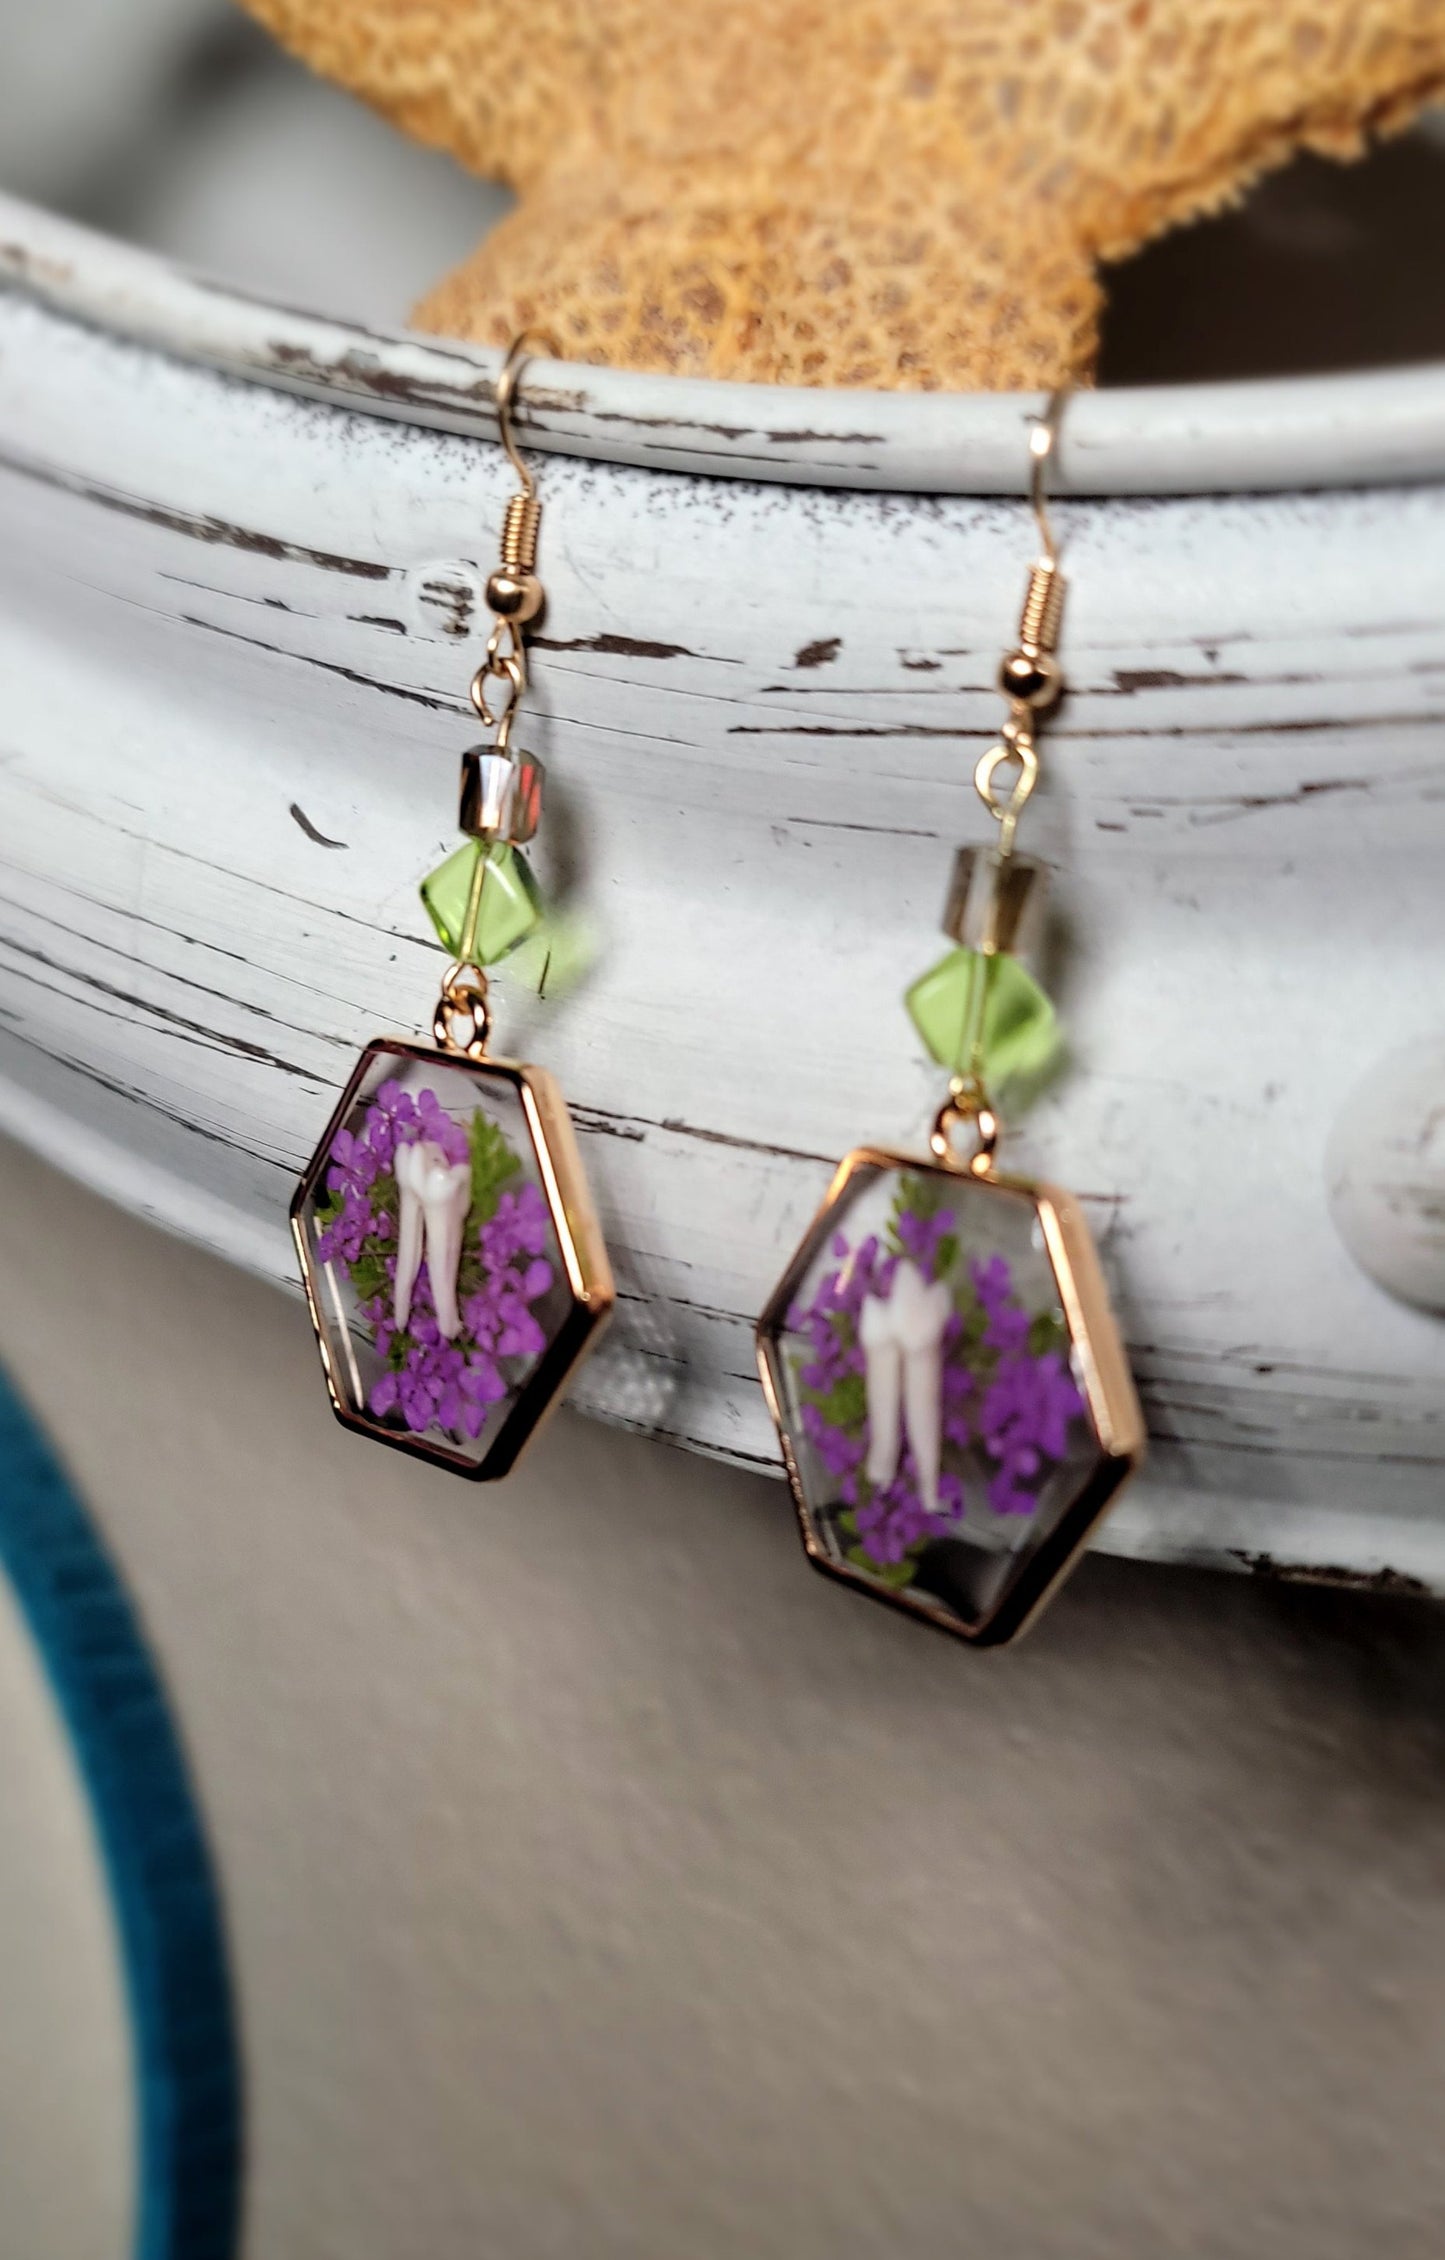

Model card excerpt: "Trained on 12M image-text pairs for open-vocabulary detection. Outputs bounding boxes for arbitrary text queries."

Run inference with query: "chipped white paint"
[9,196,1445,497]
[0,195,1442,1592]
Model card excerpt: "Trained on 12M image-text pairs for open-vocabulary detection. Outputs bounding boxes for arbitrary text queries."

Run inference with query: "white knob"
[1326,1041,1445,1314]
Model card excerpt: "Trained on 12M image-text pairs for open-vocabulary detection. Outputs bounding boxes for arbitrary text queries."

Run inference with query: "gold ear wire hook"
[481,332,564,1006]
[977,384,1074,852]
[1004,383,1071,677]
[493,329,559,498]
[483,329,561,650]
[1028,385,1069,571]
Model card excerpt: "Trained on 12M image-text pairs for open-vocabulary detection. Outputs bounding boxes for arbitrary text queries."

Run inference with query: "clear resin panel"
[292,1041,609,1477]
[759,1153,1139,1642]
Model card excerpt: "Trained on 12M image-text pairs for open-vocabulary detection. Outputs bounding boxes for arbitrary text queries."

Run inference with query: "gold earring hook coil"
[494,329,560,496]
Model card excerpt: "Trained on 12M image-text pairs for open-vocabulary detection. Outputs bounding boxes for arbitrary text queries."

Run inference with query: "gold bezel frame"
[290,1036,614,1480]
[756,1145,1146,1648]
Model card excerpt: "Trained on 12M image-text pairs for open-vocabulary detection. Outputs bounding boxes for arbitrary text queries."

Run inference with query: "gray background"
[5,1138,1445,2258]
[2,7,1445,2254]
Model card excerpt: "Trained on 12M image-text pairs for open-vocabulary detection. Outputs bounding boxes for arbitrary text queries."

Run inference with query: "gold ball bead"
[998,648,1061,708]
[485,569,544,623]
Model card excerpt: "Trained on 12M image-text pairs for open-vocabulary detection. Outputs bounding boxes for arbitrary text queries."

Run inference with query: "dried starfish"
[238,0,1445,388]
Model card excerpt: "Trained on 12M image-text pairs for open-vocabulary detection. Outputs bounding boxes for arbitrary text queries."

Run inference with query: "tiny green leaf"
[955,1295,988,1346]
[845,1545,918,1591]
[467,1110,521,1228]
[800,1371,867,1433]
[313,1185,345,1228]
[349,1253,390,1303]
[900,1172,946,1220]
[1027,1308,1069,1358]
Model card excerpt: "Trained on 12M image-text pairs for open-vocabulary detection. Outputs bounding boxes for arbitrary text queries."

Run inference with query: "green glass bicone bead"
[507,909,595,1000]
[905,946,1058,1084]
[420,839,544,964]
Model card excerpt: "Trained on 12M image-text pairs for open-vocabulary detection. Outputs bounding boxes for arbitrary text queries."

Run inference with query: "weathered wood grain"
[0,203,1442,1591]
[8,195,1445,495]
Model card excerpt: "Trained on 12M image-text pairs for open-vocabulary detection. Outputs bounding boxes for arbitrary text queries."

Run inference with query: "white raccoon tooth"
[902,1330,946,1516]
[895,1267,952,1517]
[859,1287,903,1490]
[864,1338,903,1489]
[421,1158,472,1340]
[392,1139,428,1333]
[857,1262,952,1512]
[889,1262,950,1353]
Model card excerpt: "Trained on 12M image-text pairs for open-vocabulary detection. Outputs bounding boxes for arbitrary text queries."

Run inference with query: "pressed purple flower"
[978,1350,1085,1515]
[972,1253,1012,1309]
[463,1356,508,1399]
[326,1124,382,1201]
[409,1086,470,1167]
[461,1289,498,1348]
[480,1182,551,1267]
[373,1080,418,1126]
[854,1452,964,1565]
[399,1378,434,1430]
[496,1305,547,1360]
[985,1303,1032,1356]
[938,1468,967,1521]
[317,1184,377,1266]
[896,1204,953,1276]
[980,1352,1083,1467]
[785,1183,1093,1568]
[363,1080,419,1169]
[1033,1352,1086,1457]
[987,1471,1039,1516]
[324,1088,559,1447]
[802,1404,864,1483]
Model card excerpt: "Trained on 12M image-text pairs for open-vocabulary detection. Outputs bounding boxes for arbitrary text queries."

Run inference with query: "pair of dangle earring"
[758,398,1145,1646]
[292,335,613,1478]
[289,350,1138,1650]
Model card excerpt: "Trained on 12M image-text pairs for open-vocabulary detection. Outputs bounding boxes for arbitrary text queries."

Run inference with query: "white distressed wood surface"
[0,197,1443,1591]
[9,196,1445,496]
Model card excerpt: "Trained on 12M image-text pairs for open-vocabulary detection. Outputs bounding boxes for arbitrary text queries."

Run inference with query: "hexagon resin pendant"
[292,1038,613,1478]
[757,1145,1144,1646]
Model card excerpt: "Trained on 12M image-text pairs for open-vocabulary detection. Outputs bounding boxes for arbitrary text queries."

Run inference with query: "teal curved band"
[0,1363,241,2260]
